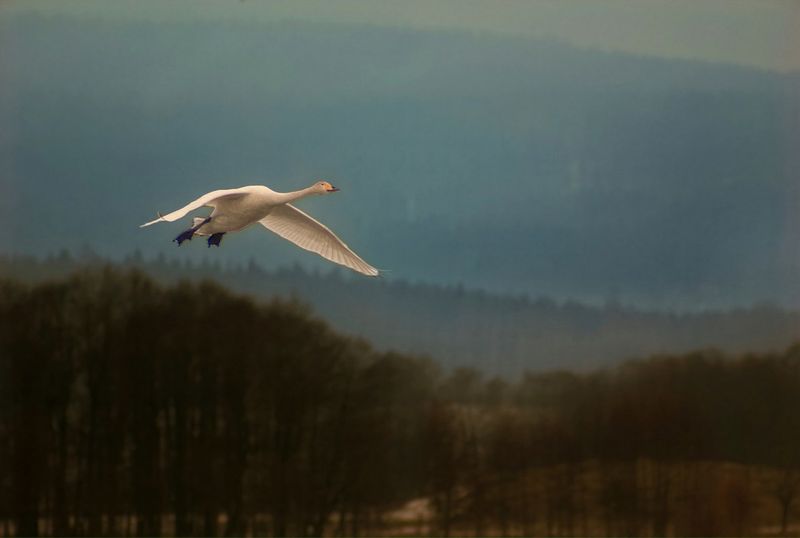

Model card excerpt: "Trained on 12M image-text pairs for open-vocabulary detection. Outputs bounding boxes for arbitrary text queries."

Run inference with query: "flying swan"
[140,181,379,276]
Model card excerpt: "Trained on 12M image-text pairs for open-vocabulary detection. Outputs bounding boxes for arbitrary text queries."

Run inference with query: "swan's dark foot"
[173,217,212,246]
[173,229,195,246]
[207,233,225,248]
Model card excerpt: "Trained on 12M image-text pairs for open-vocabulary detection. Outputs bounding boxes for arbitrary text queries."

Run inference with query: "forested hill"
[3,13,799,307]
[2,268,799,536]
[1,252,798,375]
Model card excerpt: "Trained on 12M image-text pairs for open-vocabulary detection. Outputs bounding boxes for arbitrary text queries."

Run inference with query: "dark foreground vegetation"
[0,269,798,537]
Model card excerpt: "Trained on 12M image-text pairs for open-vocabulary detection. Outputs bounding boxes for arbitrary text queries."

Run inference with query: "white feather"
[260,204,379,277]
[139,188,248,227]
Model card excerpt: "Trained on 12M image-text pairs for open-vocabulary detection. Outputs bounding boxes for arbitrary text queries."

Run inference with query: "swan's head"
[314,180,339,194]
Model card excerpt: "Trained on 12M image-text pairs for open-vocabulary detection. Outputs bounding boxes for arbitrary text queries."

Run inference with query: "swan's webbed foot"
[173,229,195,246]
[207,233,225,247]
[173,217,212,246]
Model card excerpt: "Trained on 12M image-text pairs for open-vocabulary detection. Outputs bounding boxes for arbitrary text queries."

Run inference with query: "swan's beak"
[327,185,340,192]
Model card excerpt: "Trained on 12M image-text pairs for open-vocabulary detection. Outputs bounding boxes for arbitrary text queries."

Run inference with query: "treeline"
[0,269,799,537]
[2,252,799,376]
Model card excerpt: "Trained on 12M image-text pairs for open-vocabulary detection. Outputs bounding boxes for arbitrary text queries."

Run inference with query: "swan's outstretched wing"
[140,188,248,227]
[260,204,379,276]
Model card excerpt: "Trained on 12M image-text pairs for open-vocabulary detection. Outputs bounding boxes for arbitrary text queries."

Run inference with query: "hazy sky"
[1,0,798,307]
[3,0,799,72]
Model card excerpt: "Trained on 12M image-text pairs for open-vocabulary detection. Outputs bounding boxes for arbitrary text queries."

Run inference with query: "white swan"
[140,181,379,276]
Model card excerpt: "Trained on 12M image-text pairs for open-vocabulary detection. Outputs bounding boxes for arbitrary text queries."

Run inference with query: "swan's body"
[140,182,379,276]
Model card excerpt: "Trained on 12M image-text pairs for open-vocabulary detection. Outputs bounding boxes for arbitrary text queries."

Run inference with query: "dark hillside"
[2,14,798,306]
[1,253,798,375]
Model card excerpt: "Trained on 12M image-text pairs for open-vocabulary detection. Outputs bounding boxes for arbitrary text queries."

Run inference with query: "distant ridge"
[2,251,797,377]
[2,14,798,307]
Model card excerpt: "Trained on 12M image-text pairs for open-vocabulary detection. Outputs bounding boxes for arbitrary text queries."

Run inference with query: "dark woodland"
[1,269,799,537]
[2,253,798,376]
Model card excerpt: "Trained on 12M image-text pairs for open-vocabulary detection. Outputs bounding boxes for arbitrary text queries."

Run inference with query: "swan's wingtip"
[140,212,166,228]
[357,267,382,277]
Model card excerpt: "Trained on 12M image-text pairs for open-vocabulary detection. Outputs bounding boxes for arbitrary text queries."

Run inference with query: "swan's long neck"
[272,186,316,205]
